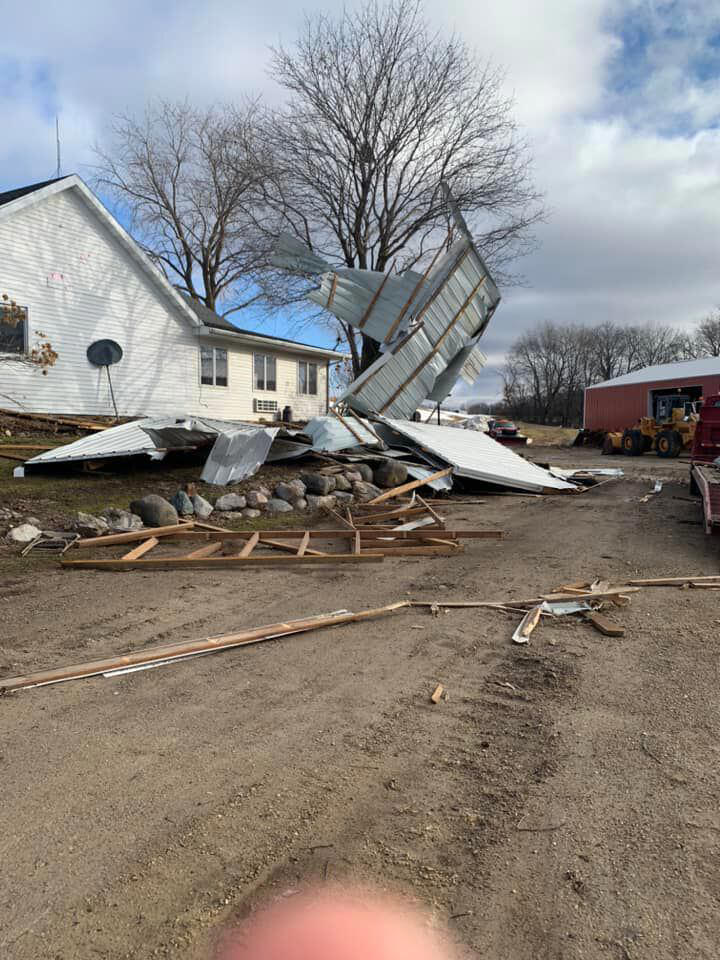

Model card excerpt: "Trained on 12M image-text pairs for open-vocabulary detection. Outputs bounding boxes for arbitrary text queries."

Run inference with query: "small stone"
[215,493,247,512]
[7,522,42,543]
[100,508,144,533]
[274,479,306,503]
[73,512,110,538]
[373,460,408,488]
[306,494,337,513]
[129,495,178,527]
[220,511,246,522]
[242,508,261,519]
[265,498,294,514]
[354,463,374,482]
[246,490,268,509]
[191,494,213,519]
[171,490,194,516]
[352,480,383,502]
[301,473,336,495]
[333,475,352,492]
[291,497,308,511]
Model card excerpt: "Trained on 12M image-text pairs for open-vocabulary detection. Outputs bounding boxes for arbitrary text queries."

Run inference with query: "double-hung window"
[200,346,228,387]
[298,360,318,395]
[254,354,276,391]
[0,301,27,355]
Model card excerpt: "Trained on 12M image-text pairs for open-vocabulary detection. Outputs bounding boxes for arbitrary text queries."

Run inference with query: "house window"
[298,360,318,395]
[200,346,228,387]
[254,353,276,391]
[0,302,27,354]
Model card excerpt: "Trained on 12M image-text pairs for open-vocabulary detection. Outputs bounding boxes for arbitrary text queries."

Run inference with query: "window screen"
[0,303,27,354]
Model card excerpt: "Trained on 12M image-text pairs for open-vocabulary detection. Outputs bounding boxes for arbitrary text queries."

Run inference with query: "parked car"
[487,418,519,438]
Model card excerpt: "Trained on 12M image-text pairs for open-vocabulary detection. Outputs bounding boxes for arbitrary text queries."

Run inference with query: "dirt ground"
[1,446,719,960]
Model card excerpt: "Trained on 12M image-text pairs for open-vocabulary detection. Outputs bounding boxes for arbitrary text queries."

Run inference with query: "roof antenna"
[54,116,62,179]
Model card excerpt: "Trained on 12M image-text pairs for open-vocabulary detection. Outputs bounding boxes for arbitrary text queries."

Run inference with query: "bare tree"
[695,309,720,356]
[94,99,277,318]
[266,0,544,374]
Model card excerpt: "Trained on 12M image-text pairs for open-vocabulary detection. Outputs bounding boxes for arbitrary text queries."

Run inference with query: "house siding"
[0,186,334,421]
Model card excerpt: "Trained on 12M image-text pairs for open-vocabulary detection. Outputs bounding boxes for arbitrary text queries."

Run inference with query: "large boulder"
[274,479,306,503]
[215,493,247,512]
[265,498,294,515]
[352,481,383,503]
[354,463,374,483]
[171,490,194,516]
[373,460,409,489]
[6,522,42,543]
[301,473,336,495]
[100,508,143,533]
[333,475,352,492]
[73,512,110,538]
[246,490,268,510]
[306,494,338,513]
[191,494,214,519]
[129,495,178,527]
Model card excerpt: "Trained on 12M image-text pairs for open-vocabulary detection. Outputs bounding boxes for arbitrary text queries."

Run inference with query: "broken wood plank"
[296,531,310,557]
[182,542,223,560]
[61,554,384,571]
[625,575,720,586]
[360,545,459,557]
[430,684,444,704]
[512,605,543,644]
[329,406,366,445]
[366,467,453,505]
[354,530,361,554]
[0,602,411,693]
[238,532,260,558]
[74,523,195,548]
[121,537,159,561]
[258,537,328,557]
[416,495,445,529]
[584,612,625,637]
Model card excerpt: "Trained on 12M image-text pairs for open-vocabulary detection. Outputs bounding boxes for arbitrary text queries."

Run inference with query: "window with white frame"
[0,301,28,354]
[298,360,318,395]
[200,346,228,387]
[254,353,276,391]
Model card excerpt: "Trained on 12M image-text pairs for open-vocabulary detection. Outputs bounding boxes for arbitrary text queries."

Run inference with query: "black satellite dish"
[86,339,123,418]
[87,339,123,367]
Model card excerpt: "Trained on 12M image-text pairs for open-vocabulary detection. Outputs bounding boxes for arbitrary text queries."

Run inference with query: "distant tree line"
[494,312,720,427]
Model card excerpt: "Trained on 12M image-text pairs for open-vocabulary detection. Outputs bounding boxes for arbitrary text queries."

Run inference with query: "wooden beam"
[61,554,384,571]
[238,532,260,558]
[625,575,720,586]
[121,537,159,560]
[416,495,445,529]
[259,537,329,557]
[366,468,453,504]
[183,542,223,560]
[0,602,411,693]
[74,523,194,549]
[361,545,459,557]
[296,531,310,557]
[358,264,394,330]
[354,530,361,554]
[383,244,446,344]
[329,406,366,444]
[326,272,339,308]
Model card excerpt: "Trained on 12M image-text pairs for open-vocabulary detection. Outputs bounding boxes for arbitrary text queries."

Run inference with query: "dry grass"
[516,422,579,447]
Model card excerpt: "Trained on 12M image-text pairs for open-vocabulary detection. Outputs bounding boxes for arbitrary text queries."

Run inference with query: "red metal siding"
[584,374,720,432]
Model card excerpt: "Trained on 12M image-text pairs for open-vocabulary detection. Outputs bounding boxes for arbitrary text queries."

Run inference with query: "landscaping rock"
[191,494,214,519]
[373,460,408,488]
[291,497,308,512]
[100,508,144,533]
[242,508,261,519]
[7,522,42,543]
[333,474,352,492]
[23,516,41,527]
[129,495,178,527]
[246,490,268,510]
[171,490,195,516]
[220,511,245,522]
[265,498,294,514]
[354,463,374,482]
[306,494,337,513]
[256,484,272,498]
[215,493,247,512]
[274,479,306,503]
[0,508,22,521]
[344,470,363,484]
[73,512,110,538]
[333,490,354,504]
[301,473,336,495]
[352,480,383,502]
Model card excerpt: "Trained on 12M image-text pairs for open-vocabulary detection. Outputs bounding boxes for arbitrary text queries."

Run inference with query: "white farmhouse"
[0,175,343,421]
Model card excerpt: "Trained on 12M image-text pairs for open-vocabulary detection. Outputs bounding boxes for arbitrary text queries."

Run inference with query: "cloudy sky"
[2,1,720,401]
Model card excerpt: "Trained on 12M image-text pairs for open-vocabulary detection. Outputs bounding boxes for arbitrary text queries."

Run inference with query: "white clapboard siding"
[0,188,199,416]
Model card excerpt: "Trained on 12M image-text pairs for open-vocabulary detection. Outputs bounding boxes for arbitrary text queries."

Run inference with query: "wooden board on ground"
[584,612,625,637]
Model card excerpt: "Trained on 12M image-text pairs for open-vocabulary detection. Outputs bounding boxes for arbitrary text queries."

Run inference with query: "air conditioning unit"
[253,398,278,414]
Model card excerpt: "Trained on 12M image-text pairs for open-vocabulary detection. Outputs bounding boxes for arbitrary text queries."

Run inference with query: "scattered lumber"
[0,602,411,693]
[366,467,453,505]
[625,575,720,586]
[61,554,383,571]
[584,612,625,637]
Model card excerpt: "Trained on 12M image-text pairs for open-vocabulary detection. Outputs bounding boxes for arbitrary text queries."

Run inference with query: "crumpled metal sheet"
[200,425,279,485]
[303,414,382,452]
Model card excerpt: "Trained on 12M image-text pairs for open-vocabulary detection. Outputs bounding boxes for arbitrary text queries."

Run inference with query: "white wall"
[0,186,331,422]
[196,337,328,421]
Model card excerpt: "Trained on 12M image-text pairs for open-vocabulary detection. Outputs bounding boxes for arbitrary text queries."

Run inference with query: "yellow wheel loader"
[603,400,699,458]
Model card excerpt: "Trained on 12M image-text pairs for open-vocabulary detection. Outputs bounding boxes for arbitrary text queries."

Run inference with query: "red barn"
[584,358,720,433]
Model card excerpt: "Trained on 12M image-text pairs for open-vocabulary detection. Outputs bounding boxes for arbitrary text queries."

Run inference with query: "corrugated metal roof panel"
[200,426,278,484]
[304,415,382,452]
[379,420,576,493]
[589,357,720,389]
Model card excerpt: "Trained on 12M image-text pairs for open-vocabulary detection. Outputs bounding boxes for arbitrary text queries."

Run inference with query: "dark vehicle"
[488,418,519,438]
